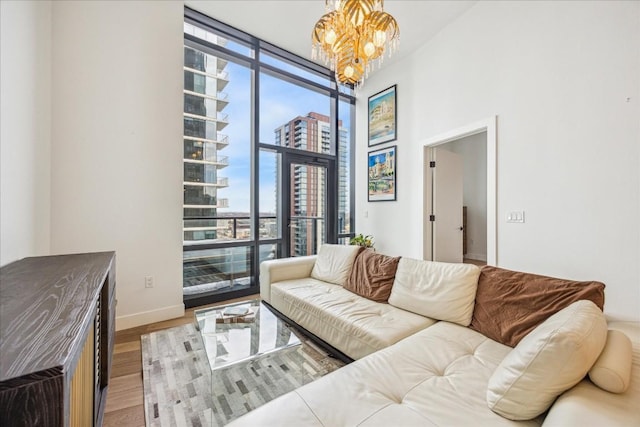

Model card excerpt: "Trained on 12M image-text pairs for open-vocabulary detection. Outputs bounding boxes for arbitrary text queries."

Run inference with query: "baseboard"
[116,303,185,331]
[465,253,487,262]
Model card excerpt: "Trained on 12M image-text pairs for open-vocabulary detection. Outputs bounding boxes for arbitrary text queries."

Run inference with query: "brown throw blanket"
[470,265,605,347]
[345,249,400,302]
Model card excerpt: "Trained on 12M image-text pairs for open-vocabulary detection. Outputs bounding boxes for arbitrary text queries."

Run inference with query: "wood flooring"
[103,295,258,427]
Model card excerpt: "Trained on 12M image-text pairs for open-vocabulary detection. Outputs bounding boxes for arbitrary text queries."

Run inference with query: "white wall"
[357,1,640,320]
[0,1,52,266]
[51,1,185,329]
[441,133,488,261]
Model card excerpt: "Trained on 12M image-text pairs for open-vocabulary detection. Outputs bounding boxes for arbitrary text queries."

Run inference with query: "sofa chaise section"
[227,321,542,427]
[229,297,638,427]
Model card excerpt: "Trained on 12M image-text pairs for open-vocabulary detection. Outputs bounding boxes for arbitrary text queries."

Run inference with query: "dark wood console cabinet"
[0,252,116,427]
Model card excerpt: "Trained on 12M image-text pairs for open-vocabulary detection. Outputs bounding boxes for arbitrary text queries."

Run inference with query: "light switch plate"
[507,211,525,223]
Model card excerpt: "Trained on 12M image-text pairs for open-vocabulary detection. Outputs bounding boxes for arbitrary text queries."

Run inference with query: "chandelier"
[312,0,399,87]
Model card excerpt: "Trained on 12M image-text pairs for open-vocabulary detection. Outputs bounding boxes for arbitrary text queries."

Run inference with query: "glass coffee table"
[194,299,307,425]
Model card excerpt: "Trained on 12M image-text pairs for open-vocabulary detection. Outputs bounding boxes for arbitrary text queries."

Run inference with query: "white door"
[430,148,463,262]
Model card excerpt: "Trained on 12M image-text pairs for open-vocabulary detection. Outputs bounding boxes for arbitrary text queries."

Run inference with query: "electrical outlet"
[145,276,154,288]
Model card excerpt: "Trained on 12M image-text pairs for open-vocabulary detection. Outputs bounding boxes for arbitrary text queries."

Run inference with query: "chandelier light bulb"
[324,29,337,45]
[364,41,375,57]
[373,30,386,47]
[344,65,355,78]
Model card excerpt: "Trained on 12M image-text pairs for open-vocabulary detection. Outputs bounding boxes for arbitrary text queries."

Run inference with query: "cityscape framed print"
[368,145,397,202]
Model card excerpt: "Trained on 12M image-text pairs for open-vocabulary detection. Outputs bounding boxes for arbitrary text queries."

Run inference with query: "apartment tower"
[182,30,230,243]
[274,112,348,256]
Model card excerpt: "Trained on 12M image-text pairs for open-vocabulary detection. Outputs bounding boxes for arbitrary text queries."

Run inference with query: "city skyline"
[182,27,351,242]
[217,62,345,214]
[181,19,354,298]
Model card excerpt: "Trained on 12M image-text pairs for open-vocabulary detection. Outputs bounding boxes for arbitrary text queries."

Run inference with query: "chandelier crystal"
[311,0,400,88]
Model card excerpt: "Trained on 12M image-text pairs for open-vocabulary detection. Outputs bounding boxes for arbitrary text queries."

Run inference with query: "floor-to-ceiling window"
[183,8,355,307]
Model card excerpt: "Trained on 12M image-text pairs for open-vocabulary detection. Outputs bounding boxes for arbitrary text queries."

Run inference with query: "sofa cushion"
[344,249,400,302]
[388,258,480,326]
[310,244,362,286]
[470,265,605,347]
[228,322,542,427]
[487,300,607,420]
[270,278,435,359]
[588,329,633,393]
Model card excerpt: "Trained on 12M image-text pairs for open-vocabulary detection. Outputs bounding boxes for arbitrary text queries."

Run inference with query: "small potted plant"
[350,234,374,249]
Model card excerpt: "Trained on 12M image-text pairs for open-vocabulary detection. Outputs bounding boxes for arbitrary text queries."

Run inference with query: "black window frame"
[183,7,356,308]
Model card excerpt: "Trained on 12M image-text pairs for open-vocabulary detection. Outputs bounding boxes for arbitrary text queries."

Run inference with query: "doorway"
[422,117,497,266]
[281,154,335,258]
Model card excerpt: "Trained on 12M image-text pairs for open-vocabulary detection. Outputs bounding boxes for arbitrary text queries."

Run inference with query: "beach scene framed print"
[368,85,397,146]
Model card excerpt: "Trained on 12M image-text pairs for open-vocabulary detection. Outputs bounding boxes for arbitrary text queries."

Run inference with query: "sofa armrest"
[542,321,640,427]
[260,255,317,303]
[541,379,635,427]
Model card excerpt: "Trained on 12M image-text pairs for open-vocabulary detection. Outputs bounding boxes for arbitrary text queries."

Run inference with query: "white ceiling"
[185,1,477,68]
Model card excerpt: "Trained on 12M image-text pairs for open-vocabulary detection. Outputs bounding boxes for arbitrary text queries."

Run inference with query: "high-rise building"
[274,112,348,256]
[182,36,230,243]
[337,126,349,235]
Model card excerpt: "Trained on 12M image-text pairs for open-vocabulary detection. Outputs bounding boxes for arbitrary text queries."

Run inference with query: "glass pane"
[290,164,326,256]
[259,243,279,264]
[259,73,331,154]
[183,46,252,244]
[261,53,331,86]
[183,246,254,297]
[339,84,355,96]
[184,163,218,184]
[215,61,252,239]
[184,185,219,206]
[338,99,352,235]
[259,149,280,240]
[184,22,253,57]
[184,46,230,79]
[184,70,226,97]
[184,116,221,141]
[184,93,227,119]
[184,139,226,163]
[290,218,325,257]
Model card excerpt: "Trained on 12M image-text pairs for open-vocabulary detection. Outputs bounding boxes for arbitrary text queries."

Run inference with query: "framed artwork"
[368,145,397,202]
[368,85,397,146]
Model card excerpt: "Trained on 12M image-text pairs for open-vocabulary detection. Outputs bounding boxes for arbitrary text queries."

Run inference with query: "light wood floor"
[103,294,259,427]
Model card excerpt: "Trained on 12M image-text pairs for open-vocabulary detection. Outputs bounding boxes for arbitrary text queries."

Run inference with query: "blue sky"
[216,62,334,214]
[369,151,388,168]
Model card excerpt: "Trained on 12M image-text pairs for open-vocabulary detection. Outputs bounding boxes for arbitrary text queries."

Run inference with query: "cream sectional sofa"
[230,245,639,426]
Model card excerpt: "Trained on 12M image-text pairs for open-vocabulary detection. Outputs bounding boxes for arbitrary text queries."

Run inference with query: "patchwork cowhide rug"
[141,322,345,426]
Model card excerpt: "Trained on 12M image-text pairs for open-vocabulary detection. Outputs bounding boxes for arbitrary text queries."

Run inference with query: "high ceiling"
[185,1,477,69]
